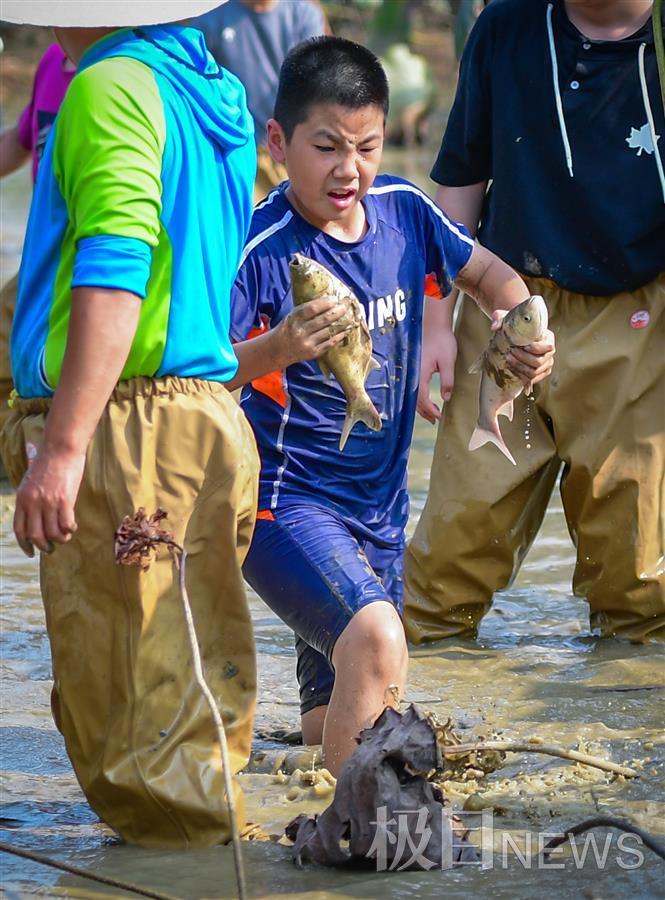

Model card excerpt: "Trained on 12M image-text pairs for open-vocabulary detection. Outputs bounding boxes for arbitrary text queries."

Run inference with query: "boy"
[228,36,555,773]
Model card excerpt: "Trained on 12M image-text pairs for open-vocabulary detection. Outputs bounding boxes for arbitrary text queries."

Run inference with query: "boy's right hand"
[277,295,353,365]
[417,328,457,424]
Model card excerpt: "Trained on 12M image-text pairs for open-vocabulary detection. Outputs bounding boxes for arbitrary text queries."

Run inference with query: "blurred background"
[0,0,488,145]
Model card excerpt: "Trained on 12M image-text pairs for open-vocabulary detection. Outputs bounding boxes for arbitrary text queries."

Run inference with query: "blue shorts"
[243,503,404,715]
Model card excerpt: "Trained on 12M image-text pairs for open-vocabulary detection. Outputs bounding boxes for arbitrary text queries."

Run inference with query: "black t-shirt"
[432,0,665,296]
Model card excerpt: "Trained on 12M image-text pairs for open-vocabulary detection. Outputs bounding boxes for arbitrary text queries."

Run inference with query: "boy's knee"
[335,602,407,676]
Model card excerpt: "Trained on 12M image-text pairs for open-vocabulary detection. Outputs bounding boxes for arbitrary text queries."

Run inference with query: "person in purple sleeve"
[0,44,75,451]
[0,43,75,181]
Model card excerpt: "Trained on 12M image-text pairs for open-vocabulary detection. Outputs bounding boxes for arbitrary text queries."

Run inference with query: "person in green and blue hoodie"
[0,0,274,848]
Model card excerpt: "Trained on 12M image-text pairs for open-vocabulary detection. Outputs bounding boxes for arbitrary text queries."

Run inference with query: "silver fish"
[289,253,382,450]
[468,295,549,465]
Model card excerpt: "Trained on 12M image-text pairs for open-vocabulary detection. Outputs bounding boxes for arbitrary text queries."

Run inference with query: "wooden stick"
[440,741,638,778]
[178,551,247,900]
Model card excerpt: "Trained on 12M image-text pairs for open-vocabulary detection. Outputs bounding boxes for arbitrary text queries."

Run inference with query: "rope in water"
[0,842,181,900]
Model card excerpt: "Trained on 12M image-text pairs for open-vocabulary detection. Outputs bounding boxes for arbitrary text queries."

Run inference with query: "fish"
[468,294,549,466]
[289,253,382,450]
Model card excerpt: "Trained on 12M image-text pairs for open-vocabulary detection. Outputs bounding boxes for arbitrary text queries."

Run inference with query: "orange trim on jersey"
[251,369,287,408]
[256,509,275,521]
[246,324,287,408]
[424,272,444,300]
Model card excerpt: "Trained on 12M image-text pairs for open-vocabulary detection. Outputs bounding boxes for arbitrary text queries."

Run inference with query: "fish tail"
[340,396,382,450]
[468,423,517,466]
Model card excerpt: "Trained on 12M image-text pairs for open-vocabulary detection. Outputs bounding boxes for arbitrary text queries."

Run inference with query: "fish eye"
[523,315,531,321]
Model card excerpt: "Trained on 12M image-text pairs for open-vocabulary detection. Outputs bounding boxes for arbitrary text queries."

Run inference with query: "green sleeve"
[53,57,167,246]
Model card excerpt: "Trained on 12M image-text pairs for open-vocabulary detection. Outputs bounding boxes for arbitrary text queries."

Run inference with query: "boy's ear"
[266,118,287,164]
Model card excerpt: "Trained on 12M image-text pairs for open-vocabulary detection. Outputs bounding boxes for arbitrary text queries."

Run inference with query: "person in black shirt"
[406,0,664,642]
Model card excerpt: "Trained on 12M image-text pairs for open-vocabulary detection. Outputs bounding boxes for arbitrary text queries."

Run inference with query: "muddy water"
[2,153,664,898]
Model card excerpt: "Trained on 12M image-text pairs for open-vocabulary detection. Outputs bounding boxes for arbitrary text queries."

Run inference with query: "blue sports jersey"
[231,173,474,548]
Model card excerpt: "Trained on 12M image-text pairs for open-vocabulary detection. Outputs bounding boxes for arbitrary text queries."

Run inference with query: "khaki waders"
[405,275,665,643]
[1,376,260,847]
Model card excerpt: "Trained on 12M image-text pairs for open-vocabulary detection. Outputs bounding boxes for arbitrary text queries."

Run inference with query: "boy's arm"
[226,294,353,391]
[14,288,141,556]
[418,182,486,422]
[455,243,555,385]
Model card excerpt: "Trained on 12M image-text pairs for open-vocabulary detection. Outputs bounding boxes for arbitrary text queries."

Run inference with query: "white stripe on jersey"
[270,369,292,509]
[368,182,475,249]
[254,184,283,212]
[239,208,293,268]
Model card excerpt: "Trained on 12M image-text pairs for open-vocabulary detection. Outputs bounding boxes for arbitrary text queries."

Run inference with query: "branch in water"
[440,740,638,779]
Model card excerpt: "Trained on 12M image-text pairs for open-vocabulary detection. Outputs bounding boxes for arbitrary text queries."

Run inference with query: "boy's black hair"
[273,36,389,141]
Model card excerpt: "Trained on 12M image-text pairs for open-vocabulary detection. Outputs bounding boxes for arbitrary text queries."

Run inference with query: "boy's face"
[267,103,384,235]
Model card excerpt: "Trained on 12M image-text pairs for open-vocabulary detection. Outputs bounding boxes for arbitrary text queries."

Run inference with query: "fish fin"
[468,425,517,466]
[366,356,381,374]
[339,398,382,451]
[318,358,333,380]
[498,399,514,421]
[468,352,485,375]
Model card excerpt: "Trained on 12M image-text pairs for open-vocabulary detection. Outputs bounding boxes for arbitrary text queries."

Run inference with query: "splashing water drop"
[524,396,532,450]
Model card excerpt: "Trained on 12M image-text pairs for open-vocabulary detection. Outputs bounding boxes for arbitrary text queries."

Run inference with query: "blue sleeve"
[72,235,153,297]
[430,6,492,186]
[230,255,262,341]
[420,194,475,296]
[230,248,291,340]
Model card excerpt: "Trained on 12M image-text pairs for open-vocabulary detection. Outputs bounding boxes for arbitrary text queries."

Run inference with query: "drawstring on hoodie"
[638,42,665,201]
[547,3,575,178]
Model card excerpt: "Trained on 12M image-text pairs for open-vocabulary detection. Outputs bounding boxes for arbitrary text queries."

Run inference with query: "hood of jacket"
[77,24,254,152]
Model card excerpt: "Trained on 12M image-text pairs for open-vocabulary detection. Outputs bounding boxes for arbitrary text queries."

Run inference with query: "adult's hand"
[11,286,141,557]
[417,328,457,424]
[14,446,85,556]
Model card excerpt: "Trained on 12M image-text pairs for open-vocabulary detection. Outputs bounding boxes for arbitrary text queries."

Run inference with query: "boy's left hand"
[491,310,556,386]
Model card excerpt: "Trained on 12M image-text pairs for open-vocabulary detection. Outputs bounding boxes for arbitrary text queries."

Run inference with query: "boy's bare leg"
[323,602,408,775]
[301,705,327,746]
